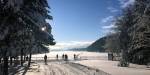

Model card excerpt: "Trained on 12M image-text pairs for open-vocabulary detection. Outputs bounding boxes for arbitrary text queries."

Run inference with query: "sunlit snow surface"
[32,51,108,60]
[26,51,150,75]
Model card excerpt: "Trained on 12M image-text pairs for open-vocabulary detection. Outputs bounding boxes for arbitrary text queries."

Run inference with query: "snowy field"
[23,51,150,75]
[31,51,108,60]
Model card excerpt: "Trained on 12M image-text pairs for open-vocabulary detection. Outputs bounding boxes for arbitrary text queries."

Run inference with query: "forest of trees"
[0,0,55,75]
[105,0,150,66]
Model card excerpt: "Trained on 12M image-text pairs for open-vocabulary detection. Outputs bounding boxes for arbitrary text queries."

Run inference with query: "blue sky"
[47,0,135,49]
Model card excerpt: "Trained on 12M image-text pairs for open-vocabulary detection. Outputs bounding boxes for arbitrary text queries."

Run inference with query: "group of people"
[62,54,68,61]
[44,54,78,64]
[43,54,68,64]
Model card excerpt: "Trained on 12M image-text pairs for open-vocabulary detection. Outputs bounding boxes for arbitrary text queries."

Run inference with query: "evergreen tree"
[112,0,150,65]
[128,0,150,64]
[0,0,55,75]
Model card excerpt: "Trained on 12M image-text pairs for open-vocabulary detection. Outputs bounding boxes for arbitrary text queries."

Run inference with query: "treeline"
[0,0,55,75]
[105,0,150,65]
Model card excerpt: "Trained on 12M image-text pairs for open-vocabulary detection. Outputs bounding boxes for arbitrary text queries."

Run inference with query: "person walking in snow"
[44,55,47,65]
[62,54,64,60]
[56,54,58,60]
[64,54,68,61]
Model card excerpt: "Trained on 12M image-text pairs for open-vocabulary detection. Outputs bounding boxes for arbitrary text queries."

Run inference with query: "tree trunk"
[0,58,1,63]
[20,49,23,66]
[24,55,26,62]
[120,49,129,67]
[28,53,32,67]
[3,57,8,75]
[10,57,12,66]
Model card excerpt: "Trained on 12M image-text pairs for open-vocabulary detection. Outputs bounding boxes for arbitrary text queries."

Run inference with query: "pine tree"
[0,0,55,75]
[114,5,135,66]
[128,0,150,64]
[113,0,150,65]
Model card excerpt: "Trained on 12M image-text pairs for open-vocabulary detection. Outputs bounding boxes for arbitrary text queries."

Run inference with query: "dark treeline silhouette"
[0,0,55,75]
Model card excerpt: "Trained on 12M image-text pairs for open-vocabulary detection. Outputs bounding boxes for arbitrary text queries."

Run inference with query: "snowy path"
[25,62,103,75]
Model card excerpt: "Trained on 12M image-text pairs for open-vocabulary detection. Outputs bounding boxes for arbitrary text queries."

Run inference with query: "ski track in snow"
[25,62,101,75]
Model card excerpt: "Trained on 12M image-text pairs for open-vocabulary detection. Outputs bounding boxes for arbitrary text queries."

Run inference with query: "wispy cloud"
[101,16,114,23]
[118,0,135,8]
[101,22,116,29]
[107,7,118,13]
[100,16,116,36]
[49,41,94,50]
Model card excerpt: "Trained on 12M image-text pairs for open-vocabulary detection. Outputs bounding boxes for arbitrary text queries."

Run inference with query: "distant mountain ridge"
[68,48,87,51]
[87,36,106,52]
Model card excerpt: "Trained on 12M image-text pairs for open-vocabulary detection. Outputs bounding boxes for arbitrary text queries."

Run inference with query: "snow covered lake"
[31,51,108,60]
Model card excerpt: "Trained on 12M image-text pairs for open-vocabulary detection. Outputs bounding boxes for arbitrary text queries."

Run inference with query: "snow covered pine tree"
[0,0,55,75]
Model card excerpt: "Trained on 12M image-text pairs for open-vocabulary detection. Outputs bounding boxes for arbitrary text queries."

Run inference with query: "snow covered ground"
[75,60,150,75]
[23,51,150,75]
[24,62,106,75]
